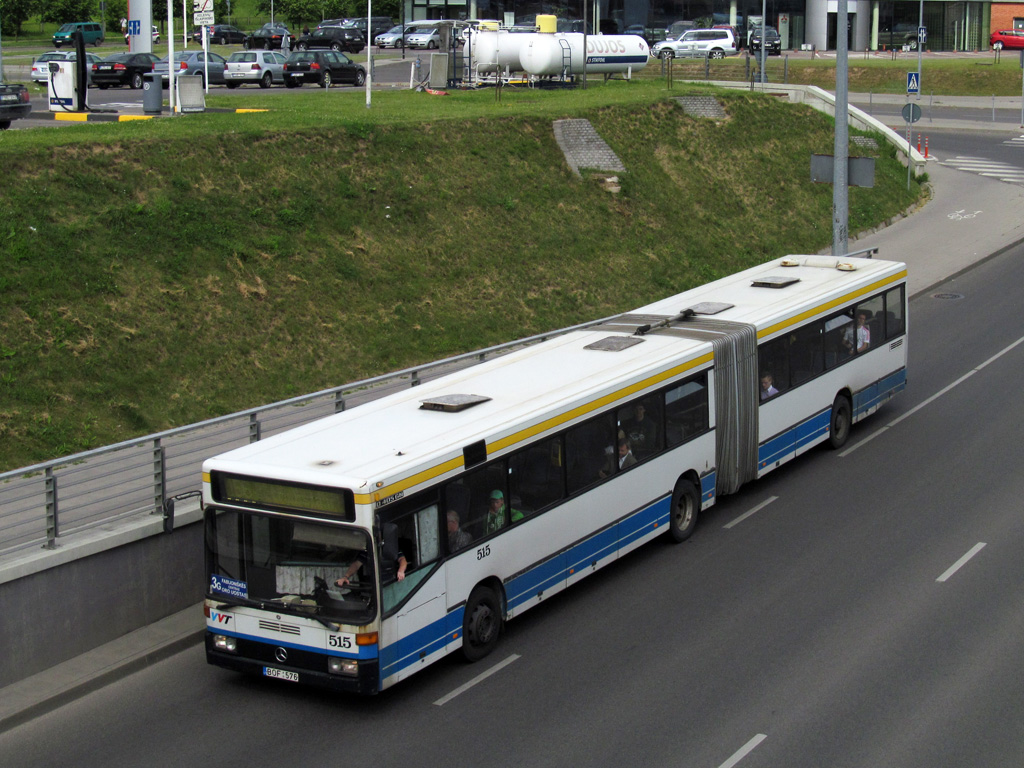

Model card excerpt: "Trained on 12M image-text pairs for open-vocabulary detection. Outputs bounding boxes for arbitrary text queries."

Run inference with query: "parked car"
[749,26,781,55]
[154,51,228,87]
[990,29,1024,50]
[224,50,287,88]
[244,23,296,50]
[193,24,248,45]
[652,27,738,59]
[282,50,366,88]
[91,52,160,89]
[31,50,102,84]
[624,24,666,46]
[0,81,32,129]
[664,20,696,39]
[406,24,442,50]
[125,25,160,46]
[297,25,364,54]
[375,23,415,48]
[53,21,105,47]
[337,17,395,43]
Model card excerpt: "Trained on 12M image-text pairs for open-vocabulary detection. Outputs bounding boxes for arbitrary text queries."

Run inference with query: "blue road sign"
[907,71,920,95]
[918,26,927,45]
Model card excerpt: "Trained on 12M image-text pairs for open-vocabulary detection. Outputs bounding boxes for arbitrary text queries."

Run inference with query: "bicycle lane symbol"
[948,210,982,221]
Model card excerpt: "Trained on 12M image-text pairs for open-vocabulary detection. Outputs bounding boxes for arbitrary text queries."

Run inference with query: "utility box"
[429,53,448,88]
[142,72,162,114]
[176,75,206,113]
[47,61,82,111]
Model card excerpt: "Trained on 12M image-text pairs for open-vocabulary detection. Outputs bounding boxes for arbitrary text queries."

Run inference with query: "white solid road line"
[840,333,1024,457]
[937,542,987,582]
[433,654,520,706]
[724,496,778,529]
[718,733,768,768]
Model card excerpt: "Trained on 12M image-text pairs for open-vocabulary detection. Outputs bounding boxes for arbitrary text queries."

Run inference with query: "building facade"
[405,0,1010,52]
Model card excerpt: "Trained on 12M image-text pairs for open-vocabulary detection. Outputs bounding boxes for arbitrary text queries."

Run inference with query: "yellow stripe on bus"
[758,271,906,339]
[361,352,715,504]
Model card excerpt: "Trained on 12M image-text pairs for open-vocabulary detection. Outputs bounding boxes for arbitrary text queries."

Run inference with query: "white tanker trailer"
[467,15,649,79]
[519,33,650,76]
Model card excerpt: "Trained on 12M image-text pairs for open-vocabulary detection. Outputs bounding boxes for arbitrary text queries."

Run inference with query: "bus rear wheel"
[462,585,501,662]
[828,395,852,449]
[669,478,699,542]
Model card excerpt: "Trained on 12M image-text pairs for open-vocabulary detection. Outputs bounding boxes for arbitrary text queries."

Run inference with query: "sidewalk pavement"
[2,99,1024,738]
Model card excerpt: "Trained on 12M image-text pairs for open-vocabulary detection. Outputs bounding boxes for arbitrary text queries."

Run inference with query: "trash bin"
[142,72,162,114]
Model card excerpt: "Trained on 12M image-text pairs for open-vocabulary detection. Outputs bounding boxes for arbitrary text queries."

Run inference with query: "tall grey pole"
[916,0,923,100]
[365,0,372,107]
[759,0,766,84]
[832,0,849,255]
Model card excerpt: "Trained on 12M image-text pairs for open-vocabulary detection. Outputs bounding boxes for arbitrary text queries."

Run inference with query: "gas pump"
[48,30,90,112]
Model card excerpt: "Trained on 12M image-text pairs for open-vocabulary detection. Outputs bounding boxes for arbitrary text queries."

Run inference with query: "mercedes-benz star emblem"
[275,647,288,663]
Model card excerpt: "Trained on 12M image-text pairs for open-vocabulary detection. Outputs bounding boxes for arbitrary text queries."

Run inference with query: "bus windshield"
[205,508,376,625]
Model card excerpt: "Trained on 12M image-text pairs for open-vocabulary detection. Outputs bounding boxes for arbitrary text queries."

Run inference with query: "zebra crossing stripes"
[941,155,1024,185]
[1004,135,1024,148]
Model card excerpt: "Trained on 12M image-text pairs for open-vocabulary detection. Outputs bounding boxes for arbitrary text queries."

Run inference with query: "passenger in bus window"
[617,438,637,470]
[855,310,871,352]
[620,403,657,456]
[485,490,508,534]
[760,371,779,400]
[447,510,471,552]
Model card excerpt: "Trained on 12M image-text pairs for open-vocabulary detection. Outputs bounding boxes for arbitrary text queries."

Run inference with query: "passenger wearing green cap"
[485,490,523,535]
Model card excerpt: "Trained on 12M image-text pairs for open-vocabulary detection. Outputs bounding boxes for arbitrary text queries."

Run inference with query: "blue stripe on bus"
[700,471,716,503]
[854,368,906,417]
[379,614,451,678]
[378,494,672,682]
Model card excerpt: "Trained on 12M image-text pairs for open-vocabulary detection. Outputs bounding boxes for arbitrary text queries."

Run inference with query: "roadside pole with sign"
[902,100,921,190]
[194,0,215,93]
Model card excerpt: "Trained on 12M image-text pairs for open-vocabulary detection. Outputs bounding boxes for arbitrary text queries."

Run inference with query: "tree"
[0,0,37,37]
[40,0,95,24]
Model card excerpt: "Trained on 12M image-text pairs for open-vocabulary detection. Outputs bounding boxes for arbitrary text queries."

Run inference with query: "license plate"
[263,666,299,682]
[0,94,16,102]
[99,64,114,70]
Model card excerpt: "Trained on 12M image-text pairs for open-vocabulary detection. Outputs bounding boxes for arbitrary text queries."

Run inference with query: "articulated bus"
[201,254,907,694]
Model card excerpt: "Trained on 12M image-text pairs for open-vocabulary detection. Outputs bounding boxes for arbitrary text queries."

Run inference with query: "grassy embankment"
[0,80,924,470]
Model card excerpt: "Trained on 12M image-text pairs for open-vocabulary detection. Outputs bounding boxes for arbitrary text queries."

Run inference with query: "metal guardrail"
[0,317,609,560]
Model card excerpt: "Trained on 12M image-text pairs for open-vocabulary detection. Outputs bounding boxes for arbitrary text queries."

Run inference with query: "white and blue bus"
[202,254,907,694]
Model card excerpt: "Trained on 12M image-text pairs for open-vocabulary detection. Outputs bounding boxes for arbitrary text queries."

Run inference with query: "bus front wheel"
[828,395,852,449]
[462,585,502,662]
[669,478,699,542]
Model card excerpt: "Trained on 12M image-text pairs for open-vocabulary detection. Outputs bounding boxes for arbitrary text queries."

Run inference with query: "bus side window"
[508,435,564,518]
[445,462,508,542]
[617,393,662,461]
[854,296,884,353]
[788,321,824,385]
[824,311,854,368]
[757,338,788,399]
[664,372,709,446]
[884,285,906,340]
[565,412,616,493]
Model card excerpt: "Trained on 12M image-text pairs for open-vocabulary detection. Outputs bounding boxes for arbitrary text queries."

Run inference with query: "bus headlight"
[328,657,359,676]
[212,634,237,653]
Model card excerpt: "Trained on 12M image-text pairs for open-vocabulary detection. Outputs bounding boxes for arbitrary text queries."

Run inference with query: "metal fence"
[0,318,607,561]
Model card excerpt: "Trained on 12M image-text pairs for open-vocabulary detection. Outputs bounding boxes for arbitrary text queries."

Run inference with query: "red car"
[990,29,1024,50]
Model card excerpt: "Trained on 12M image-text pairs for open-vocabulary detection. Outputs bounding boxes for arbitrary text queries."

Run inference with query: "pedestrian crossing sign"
[907,72,920,94]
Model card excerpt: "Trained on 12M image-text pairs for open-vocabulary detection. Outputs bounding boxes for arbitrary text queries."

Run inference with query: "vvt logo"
[210,611,233,625]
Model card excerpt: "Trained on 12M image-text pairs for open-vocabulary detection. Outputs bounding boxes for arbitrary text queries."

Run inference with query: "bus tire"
[828,395,852,449]
[669,477,699,542]
[462,585,501,662]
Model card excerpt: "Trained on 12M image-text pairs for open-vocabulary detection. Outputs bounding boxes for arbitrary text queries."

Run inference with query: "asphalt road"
[2,241,1022,766]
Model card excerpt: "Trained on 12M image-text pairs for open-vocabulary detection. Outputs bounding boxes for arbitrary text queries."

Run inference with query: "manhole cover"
[932,292,964,300]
